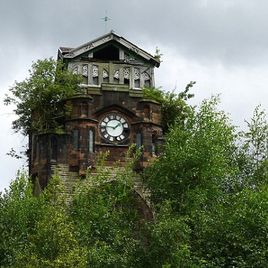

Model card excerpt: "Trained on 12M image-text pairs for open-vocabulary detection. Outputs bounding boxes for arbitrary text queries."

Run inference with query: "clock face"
[99,113,130,143]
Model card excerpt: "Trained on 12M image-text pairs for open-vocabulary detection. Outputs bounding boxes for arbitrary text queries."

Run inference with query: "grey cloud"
[1,0,268,66]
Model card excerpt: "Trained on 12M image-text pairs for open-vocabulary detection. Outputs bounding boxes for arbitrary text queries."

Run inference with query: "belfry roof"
[58,31,160,67]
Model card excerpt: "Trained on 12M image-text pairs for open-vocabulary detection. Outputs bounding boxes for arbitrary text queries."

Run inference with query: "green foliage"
[145,96,238,212]
[145,202,202,267]
[72,154,145,267]
[143,82,194,133]
[0,174,87,267]
[238,105,268,188]
[243,105,268,166]
[4,58,82,135]
[143,97,268,267]
[0,172,40,267]
[192,186,268,267]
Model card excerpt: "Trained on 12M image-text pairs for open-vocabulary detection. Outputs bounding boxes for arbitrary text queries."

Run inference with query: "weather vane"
[101,10,111,33]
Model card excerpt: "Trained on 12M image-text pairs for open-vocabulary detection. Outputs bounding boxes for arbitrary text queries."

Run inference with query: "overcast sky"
[1,0,268,190]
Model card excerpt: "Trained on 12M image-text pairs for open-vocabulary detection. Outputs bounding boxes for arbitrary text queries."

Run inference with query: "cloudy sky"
[1,0,268,190]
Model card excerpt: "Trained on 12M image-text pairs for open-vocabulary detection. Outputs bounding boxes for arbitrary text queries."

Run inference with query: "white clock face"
[100,113,130,143]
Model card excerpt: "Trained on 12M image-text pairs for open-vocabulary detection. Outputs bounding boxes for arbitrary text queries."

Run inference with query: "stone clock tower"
[30,32,163,189]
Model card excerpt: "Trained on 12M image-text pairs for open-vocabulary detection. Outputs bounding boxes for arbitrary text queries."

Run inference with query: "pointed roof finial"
[101,10,111,33]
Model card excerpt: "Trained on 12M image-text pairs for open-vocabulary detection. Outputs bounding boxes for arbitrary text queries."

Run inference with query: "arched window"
[136,132,143,148]
[72,130,79,150]
[144,104,150,120]
[33,135,37,161]
[134,68,140,88]
[51,136,57,161]
[92,65,99,85]
[82,64,88,84]
[88,129,94,153]
[143,72,151,87]
[124,68,130,85]
[113,70,119,84]
[80,102,88,117]
[103,69,109,83]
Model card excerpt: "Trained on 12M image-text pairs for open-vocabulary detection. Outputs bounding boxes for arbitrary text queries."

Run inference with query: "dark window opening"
[82,76,88,84]
[40,142,45,158]
[36,141,40,161]
[33,136,37,161]
[114,70,119,84]
[51,136,57,161]
[136,133,143,148]
[124,78,129,85]
[144,105,150,119]
[80,102,88,117]
[152,132,158,156]
[73,130,79,150]
[103,69,109,83]
[93,44,119,61]
[144,79,151,87]
[93,77,99,85]
[134,79,140,88]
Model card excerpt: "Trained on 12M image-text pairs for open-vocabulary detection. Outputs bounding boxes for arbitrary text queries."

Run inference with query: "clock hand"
[113,122,122,129]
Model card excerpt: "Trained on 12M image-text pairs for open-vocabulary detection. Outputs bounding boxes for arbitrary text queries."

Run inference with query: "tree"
[0,174,87,267]
[144,96,238,212]
[143,96,268,267]
[192,186,268,267]
[4,58,81,135]
[143,82,194,133]
[0,172,40,267]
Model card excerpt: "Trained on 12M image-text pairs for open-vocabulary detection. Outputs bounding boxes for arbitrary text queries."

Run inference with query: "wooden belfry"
[30,32,163,188]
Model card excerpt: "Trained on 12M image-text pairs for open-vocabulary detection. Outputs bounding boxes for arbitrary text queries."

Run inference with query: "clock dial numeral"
[101,127,105,132]
[123,123,128,128]
[101,122,106,127]
[109,136,114,141]
[120,118,125,123]
[120,134,125,140]
[104,117,109,123]
[116,115,120,120]
[104,133,109,138]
